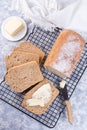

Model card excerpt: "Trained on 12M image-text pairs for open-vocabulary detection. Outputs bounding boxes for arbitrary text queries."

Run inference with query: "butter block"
[4,17,24,36]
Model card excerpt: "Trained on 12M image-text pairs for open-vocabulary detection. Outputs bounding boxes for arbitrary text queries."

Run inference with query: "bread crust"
[14,41,45,62]
[5,50,39,70]
[5,61,44,92]
[44,30,85,77]
[22,78,59,114]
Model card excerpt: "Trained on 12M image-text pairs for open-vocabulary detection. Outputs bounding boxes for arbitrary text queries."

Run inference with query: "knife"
[59,80,73,124]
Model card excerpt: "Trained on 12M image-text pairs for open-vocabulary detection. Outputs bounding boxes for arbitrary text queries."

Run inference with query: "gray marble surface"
[0,0,87,130]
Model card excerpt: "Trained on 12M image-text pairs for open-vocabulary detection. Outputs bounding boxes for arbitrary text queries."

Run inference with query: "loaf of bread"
[44,30,85,78]
[5,51,39,70]
[14,41,45,62]
[5,61,44,92]
[22,78,59,114]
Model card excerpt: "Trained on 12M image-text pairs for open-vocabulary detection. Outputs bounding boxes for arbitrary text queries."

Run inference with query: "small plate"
[1,16,27,41]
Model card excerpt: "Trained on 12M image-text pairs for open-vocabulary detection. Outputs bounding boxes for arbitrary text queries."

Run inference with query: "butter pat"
[4,17,24,36]
[26,99,44,107]
[26,83,52,107]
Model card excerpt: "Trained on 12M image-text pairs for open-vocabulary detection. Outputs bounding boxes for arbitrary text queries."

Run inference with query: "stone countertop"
[0,1,87,130]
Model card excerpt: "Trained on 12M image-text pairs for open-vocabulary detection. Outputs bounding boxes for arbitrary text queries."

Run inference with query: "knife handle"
[65,100,73,124]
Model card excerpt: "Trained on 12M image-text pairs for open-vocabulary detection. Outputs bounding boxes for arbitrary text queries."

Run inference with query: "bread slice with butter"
[14,41,45,63]
[22,78,59,114]
[5,50,39,70]
[5,61,44,93]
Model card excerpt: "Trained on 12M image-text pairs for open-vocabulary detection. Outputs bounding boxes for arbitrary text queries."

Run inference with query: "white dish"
[1,16,27,41]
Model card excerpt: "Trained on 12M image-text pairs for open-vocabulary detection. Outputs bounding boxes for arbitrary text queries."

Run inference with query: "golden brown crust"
[44,29,85,77]
[5,61,44,93]
[22,78,59,114]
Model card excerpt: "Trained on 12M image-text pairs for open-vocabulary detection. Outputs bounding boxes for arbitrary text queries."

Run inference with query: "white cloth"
[10,0,87,32]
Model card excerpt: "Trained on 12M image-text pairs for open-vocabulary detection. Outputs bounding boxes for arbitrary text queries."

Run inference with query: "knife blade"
[59,80,73,124]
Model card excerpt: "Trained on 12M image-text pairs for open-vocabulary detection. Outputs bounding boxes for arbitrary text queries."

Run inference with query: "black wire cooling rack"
[0,26,87,128]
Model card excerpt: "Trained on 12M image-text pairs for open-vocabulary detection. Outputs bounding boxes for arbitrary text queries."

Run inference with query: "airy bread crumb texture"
[5,50,39,70]
[14,41,45,62]
[5,61,44,92]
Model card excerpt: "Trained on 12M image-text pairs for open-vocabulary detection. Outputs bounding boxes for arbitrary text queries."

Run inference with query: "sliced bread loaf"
[22,78,59,114]
[5,50,39,70]
[5,61,44,92]
[14,41,45,62]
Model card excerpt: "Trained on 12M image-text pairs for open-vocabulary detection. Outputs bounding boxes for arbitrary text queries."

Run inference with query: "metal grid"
[0,26,87,128]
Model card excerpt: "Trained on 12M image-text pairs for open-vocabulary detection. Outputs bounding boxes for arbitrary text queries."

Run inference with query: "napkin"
[10,0,87,32]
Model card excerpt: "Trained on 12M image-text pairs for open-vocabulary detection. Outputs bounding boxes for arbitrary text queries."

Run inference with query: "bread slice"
[14,41,45,62]
[22,78,59,114]
[5,50,39,70]
[44,30,85,78]
[5,61,44,92]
